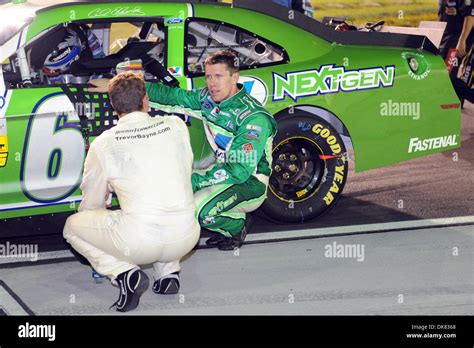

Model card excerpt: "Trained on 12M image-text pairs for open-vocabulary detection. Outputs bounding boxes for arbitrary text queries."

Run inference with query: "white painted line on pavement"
[244,215,474,242]
[0,285,29,315]
[1,215,473,265]
[0,250,73,264]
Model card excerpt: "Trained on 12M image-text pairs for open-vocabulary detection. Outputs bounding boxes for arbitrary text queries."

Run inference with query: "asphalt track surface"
[0,102,472,316]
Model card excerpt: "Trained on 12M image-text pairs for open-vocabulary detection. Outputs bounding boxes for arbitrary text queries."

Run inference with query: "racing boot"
[152,271,180,295]
[110,268,149,312]
[217,215,252,251]
[205,233,227,246]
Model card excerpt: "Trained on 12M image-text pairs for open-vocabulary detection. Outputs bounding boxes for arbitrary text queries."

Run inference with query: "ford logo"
[166,17,183,25]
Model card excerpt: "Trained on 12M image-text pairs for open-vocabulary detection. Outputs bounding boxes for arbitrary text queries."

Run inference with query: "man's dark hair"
[108,72,146,115]
[204,50,239,75]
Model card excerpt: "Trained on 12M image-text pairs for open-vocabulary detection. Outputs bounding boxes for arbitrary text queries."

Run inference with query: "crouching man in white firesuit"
[63,72,200,312]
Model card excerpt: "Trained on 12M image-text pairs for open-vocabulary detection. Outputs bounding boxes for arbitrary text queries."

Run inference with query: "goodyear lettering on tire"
[312,123,346,206]
[312,123,341,154]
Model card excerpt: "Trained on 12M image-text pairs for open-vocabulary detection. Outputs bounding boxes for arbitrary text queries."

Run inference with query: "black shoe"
[152,271,180,295]
[205,233,227,246]
[217,224,249,251]
[111,268,149,312]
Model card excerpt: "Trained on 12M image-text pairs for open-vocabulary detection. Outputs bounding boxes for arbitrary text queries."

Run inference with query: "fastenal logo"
[273,64,395,101]
[408,135,458,153]
[239,76,268,105]
[0,242,38,262]
[324,241,365,262]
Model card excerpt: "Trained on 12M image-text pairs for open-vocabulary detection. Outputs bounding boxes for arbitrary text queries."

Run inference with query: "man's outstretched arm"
[145,82,203,110]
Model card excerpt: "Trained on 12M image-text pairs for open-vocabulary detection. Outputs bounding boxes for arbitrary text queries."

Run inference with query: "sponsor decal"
[246,124,262,132]
[0,135,8,167]
[239,76,268,105]
[239,110,252,121]
[166,17,184,25]
[273,64,395,101]
[242,143,254,154]
[208,106,219,120]
[401,52,431,80]
[408,135,458,153]
[208,193,238,216]
[445,48,459,74]
[50,47,73,63]
[213,169,227,180]
[226,120,235,130]
[219,111,231,117]
[244,130,260,139]
[168,66,183,77]
[201,101,212,109]
[298,121,311,132]
[311,123,342,154]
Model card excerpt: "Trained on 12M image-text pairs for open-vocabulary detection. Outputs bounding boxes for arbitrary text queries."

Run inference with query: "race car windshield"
[0,7,34,46]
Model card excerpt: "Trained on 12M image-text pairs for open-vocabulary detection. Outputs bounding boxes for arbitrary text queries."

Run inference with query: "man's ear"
[232,71,240,84]
[142,94,149,111]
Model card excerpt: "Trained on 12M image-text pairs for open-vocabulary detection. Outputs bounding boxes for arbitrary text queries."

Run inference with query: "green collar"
[218,83,246,108]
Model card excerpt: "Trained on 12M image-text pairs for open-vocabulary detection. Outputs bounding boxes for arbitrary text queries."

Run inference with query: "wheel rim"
[270,136,326,203]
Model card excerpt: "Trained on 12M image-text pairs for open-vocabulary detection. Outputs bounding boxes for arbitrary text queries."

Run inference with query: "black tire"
[259,115,348,223]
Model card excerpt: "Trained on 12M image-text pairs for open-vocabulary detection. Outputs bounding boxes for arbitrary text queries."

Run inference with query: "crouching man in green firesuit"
[91,50,276,251]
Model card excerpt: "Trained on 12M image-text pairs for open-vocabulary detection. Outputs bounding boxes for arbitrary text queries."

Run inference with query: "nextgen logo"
[273,64,395,101]
[408,135,458,153]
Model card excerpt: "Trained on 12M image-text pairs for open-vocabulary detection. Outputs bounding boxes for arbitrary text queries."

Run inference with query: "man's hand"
[456,40,467,57]
[88,78,110,93]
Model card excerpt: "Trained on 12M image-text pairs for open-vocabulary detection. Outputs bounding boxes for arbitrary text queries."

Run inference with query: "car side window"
[2,20,166,89]
[185,18,288,76]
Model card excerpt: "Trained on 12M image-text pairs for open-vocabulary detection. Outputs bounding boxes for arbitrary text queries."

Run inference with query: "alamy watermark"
[324,241,365,262]
[380,99,420,120]
[216,149,258,167]
[0,242,38,262]
[55,102,96,119]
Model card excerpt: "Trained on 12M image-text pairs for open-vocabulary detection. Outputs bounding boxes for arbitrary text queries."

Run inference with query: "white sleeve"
[78,143,109,212]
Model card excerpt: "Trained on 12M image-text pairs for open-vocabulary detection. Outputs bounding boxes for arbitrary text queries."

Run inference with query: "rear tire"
[259,115,348,223]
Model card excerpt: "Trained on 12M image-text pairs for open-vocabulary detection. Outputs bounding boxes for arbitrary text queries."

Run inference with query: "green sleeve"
[191,113,272,191]
[145,82,203,110]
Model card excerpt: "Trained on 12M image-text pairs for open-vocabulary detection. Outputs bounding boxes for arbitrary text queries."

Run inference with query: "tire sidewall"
[261,115,348,223]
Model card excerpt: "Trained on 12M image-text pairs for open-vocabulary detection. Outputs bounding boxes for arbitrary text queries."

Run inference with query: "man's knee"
[63,213,80,240]
[197,209,216,228]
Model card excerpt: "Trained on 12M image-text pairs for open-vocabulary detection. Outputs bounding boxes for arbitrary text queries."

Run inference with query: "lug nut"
[274,165,281,172]
[283,173,290,180]
[279,154,287,161]
[289,164,298,172]
[290,154,297,161]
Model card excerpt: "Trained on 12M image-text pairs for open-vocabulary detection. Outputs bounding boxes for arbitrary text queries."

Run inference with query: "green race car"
[0,0,461,225]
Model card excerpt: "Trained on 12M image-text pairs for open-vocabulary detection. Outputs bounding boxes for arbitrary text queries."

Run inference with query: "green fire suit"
[146,82,277,237]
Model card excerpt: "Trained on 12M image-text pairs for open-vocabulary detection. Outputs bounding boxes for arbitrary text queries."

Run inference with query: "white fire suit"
[63,111,200,281]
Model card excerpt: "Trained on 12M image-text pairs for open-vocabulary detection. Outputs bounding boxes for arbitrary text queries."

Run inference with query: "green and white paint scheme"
[0,1,461,221]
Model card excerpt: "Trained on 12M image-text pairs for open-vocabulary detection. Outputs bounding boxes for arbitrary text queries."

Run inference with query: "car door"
[0,2,201,221]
